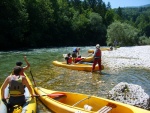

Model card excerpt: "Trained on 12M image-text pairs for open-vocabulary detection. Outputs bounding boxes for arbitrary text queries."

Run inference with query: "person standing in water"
[91,44,101,73]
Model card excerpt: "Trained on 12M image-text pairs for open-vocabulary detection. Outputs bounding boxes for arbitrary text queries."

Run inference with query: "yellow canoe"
[52,61,104,72]
[0,73,36,113]
[34,87,149,113]
[81,56,94,62]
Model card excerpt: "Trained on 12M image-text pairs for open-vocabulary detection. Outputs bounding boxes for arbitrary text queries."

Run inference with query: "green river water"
[0,46,150,112]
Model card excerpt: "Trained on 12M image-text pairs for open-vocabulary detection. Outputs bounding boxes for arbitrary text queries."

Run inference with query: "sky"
[102,0,150,8]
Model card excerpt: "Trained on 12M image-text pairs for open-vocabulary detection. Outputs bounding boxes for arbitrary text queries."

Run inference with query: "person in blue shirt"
[72,47,80,63]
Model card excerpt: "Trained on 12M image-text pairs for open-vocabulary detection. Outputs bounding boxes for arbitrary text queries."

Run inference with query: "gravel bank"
[102,46,150,70]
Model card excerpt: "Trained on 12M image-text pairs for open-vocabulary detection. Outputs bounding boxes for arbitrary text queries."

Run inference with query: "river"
[0,46,150,112]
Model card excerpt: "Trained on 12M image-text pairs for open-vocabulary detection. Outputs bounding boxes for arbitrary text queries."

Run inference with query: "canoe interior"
[34,87,147,113]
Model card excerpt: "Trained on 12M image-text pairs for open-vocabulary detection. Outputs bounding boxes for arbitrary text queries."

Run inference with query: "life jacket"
[75,58,82,63]
[94,49,101,58]
[68,57,72,64]
[9,76,25,95]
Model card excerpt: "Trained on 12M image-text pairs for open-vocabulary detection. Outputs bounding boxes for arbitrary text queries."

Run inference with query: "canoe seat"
[97,103,116,113]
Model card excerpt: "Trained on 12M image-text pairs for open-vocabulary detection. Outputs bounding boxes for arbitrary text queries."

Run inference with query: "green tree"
[115,7,123,21]
[135,14,150,37]
[88,12,107,45]
[107,21,139,46]
[0,0,28,49]
[25,0,54,47]
[104,9,114,27]
[106,2,111,10]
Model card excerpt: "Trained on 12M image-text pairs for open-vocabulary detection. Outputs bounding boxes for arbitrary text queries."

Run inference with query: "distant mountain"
[141,4,150,7]
[113,4,150,9]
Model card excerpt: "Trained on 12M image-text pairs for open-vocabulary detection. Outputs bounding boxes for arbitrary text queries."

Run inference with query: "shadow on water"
[0,46,150,112]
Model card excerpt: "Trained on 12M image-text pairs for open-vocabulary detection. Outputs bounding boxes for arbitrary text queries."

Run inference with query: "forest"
[0,0,150,50]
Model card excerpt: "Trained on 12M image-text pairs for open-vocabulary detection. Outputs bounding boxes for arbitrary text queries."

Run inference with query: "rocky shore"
[102,46,150,70]
[101,46,150,110]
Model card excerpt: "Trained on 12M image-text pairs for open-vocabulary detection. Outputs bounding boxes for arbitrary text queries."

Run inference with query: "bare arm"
[23,56,30,71]
[22,77,35,96]
[1,76,10,99]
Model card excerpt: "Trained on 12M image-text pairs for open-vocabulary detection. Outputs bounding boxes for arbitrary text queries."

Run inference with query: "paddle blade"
[47,93,66,98]
[47,93,67,101]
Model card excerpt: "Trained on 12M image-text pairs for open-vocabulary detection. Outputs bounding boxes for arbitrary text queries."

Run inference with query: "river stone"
[107,82,150,109]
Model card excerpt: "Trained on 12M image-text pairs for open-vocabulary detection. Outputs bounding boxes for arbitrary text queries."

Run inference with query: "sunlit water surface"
[0,46,150,112]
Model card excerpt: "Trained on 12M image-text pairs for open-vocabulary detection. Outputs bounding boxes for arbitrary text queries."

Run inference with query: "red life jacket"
[95,49,101,57]
[75,58,82,63]
[68,57,72,64]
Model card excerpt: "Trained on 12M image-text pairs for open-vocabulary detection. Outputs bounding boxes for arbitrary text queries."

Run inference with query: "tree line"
[0,0,150,50]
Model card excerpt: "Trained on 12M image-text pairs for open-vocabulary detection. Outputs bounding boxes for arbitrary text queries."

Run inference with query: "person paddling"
[91,44,102,73]
[16,56,30,76]
[1,66,36,112]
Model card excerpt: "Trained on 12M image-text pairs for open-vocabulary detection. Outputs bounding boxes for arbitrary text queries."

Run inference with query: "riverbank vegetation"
[0,0,150,50]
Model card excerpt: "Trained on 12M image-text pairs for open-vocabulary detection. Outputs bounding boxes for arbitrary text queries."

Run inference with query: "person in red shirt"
[65,53,72,64]
[74,55,84,63]
[91,44,101,73]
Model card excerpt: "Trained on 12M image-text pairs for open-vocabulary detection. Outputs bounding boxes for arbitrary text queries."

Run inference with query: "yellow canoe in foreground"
[0,73,36,113]
[34,87,149,113]
[52,61,104,72]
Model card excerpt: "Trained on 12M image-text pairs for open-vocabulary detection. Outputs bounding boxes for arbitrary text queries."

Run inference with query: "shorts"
[8,95,26,107]
[72,52,77,58]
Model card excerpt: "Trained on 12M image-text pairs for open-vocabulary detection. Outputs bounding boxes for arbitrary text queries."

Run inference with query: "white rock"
[108,82,149,109]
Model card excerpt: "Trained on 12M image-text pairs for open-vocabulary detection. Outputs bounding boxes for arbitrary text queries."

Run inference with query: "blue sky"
[102,0,150,8]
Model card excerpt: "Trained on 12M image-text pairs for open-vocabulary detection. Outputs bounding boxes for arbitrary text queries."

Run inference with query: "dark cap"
[16,62,23,66]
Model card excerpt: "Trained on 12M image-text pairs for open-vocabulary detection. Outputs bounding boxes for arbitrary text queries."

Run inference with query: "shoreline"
[102,46,150,70]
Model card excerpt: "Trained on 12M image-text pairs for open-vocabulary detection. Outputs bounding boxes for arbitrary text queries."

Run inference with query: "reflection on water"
[0,47,150,112]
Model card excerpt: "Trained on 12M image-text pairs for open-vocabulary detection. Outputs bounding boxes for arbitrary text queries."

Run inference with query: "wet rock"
[107,82,150,109]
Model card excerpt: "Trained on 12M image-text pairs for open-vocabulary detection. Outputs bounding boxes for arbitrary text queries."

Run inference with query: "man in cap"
[91,44,101,73]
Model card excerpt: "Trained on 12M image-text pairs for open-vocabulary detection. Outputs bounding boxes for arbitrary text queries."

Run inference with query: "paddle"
[29,67,36,87]
[29,67,67,100]
[35,93,66,98]
[25,93,67,100]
